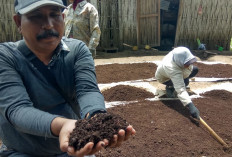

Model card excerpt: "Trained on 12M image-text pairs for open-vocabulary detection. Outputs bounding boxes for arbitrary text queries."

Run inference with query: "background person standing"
[63,0,101,58]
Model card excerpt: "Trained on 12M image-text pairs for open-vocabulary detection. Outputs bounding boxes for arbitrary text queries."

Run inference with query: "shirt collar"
[60,39,70,52]
[78,0,87,7]
[18,39,70,62]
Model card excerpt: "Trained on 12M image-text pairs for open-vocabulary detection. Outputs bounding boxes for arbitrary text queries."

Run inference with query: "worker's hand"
[186,102,200,119]
[58,119,76,153]
[66,124,136,156]
[59,119,107,157]
[108,125,136,148]
[66,140,108,157]
[59,119,135,157]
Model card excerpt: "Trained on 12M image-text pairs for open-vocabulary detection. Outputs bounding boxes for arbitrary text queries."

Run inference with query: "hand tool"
[199,116,229,148]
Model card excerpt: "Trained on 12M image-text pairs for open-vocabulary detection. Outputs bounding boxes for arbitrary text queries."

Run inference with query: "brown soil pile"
[200,89,232,100]
[96,63,232,84]
[69,113,128,151]
[102,85,155,101]
[96,63,157,83]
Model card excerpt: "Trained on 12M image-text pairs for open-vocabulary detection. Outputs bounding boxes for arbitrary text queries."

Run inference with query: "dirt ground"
[93,50,232,157]
[1,50,232,157]
[95,50,232,93]
[97,91,232,157]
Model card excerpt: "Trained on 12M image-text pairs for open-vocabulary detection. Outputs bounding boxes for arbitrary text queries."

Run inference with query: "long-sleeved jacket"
[0,37,105,156]
[63,0,101,50]
[155,47,196,106]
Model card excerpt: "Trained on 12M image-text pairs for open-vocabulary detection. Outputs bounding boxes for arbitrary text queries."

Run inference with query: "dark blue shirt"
[0,37,105,156]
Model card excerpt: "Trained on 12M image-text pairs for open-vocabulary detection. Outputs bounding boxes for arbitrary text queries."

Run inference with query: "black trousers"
[163,66,198,87]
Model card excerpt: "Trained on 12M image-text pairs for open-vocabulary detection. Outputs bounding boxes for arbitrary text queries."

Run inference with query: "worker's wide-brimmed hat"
[14,0,66,14]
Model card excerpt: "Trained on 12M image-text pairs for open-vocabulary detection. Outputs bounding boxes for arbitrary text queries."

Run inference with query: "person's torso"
[0,38,86,156]
[64,1,94,45]
[155,52,192,83]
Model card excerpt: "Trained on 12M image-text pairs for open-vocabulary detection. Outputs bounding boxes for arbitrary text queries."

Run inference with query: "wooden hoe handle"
[199,117,228,147]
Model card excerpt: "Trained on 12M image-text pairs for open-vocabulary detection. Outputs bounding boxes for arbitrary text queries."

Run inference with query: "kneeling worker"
[155,47,200,119]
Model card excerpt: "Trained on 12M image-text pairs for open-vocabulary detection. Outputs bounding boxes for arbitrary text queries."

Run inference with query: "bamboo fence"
[137,0,160,47]
[1,0,232,50]
[97,0,119,49]
[97,0,159,50]
[0,0,22,43]
[118,0,137,49]
[175,0,232,50]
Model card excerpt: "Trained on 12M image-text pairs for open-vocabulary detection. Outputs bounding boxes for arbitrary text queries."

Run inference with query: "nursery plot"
[96,89,232,157]
[95,61,232,157]
[96,63,157,84]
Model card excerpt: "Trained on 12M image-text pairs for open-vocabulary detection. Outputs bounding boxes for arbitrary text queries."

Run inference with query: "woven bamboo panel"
[0,0,22,43]
[137,0,160,47]
[98,0,160,50]
[118,0,137,49]
[97,0,137,50]
[175,0,232,50]
[97,0,118,50]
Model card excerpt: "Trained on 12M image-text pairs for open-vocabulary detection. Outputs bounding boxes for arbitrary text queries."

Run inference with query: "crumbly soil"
[96,63,157,84]
[102,85,155,101]
[195,62,232,78]
[69,113,128,151]
[96,62,232,84]
[96,89,232,157]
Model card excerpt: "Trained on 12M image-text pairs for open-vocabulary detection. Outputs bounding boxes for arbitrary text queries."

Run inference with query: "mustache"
[37,30,59,40]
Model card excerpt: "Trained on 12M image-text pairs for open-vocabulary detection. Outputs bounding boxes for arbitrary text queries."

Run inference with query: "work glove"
[186,102,200,119]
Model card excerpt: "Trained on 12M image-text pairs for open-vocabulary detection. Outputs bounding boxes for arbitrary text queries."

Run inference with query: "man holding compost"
[0,0,135,156]
[155,47,200,119]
